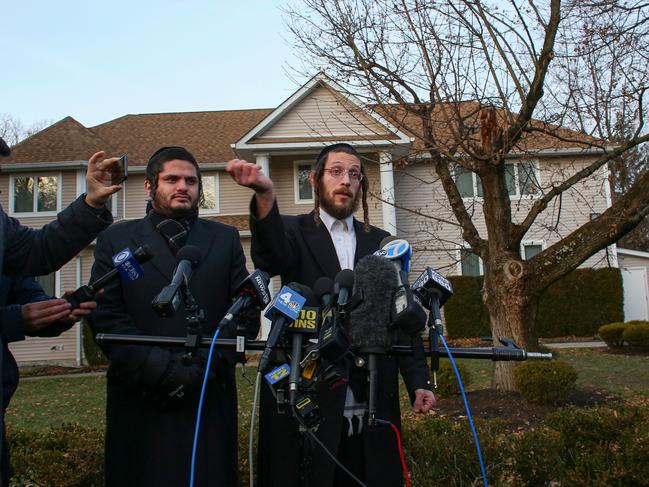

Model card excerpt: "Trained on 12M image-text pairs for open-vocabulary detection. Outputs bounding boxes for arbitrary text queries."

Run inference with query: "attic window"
[11,175,60,215]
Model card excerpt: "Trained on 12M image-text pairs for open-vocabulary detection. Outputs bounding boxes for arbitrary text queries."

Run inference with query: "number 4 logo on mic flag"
[264,286,306,321]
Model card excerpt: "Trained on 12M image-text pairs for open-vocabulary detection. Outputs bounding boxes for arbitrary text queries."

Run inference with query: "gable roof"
[0,116,114,165]
[233,73,412,156]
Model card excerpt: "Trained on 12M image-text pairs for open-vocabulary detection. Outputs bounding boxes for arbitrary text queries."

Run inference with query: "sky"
[1,1,307,130]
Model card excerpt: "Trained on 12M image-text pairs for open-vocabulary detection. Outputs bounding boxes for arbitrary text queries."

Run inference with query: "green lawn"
[7,348,648,433]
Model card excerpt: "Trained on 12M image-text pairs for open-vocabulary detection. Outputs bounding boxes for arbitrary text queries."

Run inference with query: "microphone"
[216,269,271,333]
[258,283,306,373]
[313,276,334,309]
[411,267,454,377]
[349,254,400,425]
[374,237,425,335]
[315,276,350,387]
[411,267,453,315]
[151,245,201,317]
[66,245,154,308]
[286,285,318,405]
[334,269,355,308]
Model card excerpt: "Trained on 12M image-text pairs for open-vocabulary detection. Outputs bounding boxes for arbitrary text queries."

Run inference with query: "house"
[0,74,616,365]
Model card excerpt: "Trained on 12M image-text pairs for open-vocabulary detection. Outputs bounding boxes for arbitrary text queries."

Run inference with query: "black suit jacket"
[88,214,248,487]
[251,200,431,487]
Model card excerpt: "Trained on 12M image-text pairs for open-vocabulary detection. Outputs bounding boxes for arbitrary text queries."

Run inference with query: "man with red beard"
[227,143,434,487]
[90,146,251,486]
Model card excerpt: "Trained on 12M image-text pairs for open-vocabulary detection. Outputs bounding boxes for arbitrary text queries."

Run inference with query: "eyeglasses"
[323,167,363,182]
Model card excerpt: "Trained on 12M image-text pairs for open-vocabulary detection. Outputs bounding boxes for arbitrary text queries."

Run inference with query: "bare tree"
[284,0,649,390]
[0,113,51,147]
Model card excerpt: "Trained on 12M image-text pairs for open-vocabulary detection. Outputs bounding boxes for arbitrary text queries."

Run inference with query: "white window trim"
[455,159,541,201]
[9,172,62,217]
[199,172,220,215]
[521,239,546,260]
[506,159,541,199]
[294,160,314,205]
[454,165,484,202]
[455,244,484,276]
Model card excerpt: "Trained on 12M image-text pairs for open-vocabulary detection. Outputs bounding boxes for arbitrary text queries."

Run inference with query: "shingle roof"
[91,109,273,165]
[1,116,114,164]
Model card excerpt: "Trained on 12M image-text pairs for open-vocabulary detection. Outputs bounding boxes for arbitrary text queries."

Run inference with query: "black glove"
[153,354,205,409]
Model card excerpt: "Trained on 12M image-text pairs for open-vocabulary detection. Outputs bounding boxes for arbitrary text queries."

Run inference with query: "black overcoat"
[88,214,248,487]
[250,201,431,487]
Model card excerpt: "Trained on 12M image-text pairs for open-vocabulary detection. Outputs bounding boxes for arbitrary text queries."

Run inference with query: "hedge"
[444,267,624,339]
[10,403,648,486]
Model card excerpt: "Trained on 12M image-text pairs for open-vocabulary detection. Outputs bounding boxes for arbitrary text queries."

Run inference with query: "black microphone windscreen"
[334,269,354,291]
[299,285,317,306]
[313,277,334,304]
[0,137,11,157]
[134,245,154,263]
[176,245,201,267]
[349,255,399,353]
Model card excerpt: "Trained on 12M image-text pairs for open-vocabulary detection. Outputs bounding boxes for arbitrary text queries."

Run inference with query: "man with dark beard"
[89,147,251,486]
[227,143,434,487]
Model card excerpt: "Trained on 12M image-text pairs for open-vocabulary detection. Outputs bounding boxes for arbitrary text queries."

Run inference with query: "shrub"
[622,323,649,350]
[598,322,630,347]
[434,361,472,397]
[82,320,109,366]
[513,361,578,405]
[9,423,104,486]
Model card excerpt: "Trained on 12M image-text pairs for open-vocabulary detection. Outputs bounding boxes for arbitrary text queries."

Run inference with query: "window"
[505,161,540,196]
[35,272,57,296]
[11,175,60,214]
[454,160,540,198]
[522,241,544,260]
[294,161,314,203]
[199,174,220,213]
[459,248,483,276]
[454,166,483,198]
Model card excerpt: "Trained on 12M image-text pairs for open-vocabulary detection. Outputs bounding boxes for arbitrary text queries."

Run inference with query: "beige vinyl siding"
[61,171,77,206]
[8,326,79,365]
[394,155,612,278]
[123,174,148,219]
[256,85,393,140]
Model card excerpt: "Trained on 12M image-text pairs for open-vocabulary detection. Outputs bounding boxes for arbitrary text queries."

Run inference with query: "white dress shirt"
[318,209,356,270]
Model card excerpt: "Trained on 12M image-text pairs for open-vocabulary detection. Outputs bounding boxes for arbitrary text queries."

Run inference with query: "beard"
[150,191,198,219]
[318,185,361,220]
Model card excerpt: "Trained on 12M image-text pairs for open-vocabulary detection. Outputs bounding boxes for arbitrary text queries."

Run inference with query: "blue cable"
[189,328,221,487]
[439,335,488,487]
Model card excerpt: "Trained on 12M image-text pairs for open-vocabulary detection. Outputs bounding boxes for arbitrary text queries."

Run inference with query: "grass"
[7,348,648,434]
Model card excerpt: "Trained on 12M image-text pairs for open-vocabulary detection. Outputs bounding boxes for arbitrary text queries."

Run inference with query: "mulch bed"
[429,388,620,430]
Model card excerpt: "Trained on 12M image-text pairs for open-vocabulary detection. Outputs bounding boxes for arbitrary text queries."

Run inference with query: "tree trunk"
[483,257,540,391]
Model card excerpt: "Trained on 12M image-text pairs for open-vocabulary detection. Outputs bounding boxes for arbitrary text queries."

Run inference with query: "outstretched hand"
[85,151,123,208]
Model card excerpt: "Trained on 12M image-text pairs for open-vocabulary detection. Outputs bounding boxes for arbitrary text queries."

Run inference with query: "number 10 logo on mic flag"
[112,248,145,283]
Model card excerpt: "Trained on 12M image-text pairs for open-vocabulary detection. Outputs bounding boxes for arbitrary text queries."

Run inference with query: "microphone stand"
[179,278,205,362]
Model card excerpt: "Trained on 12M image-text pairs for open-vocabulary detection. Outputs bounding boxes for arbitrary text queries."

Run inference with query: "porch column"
[255,153,270,177]
[379,151,397,235]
